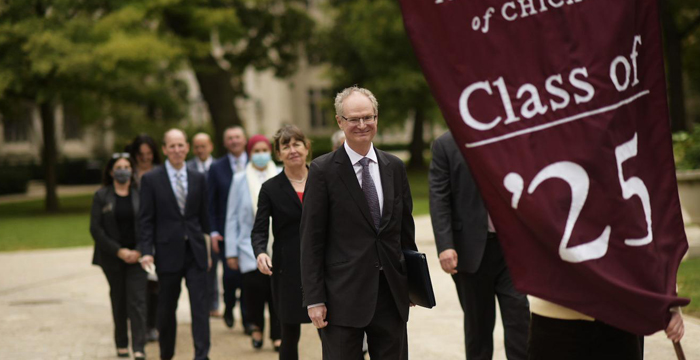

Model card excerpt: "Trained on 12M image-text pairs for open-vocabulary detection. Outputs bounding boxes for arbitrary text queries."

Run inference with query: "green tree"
[317,0,439,170]
[152,0,315,155]
[0,1,185,211]
[662,0,700,132]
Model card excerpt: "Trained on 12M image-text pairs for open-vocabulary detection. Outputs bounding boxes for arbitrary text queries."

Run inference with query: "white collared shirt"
[228,152,248,173]
[195,156,213,173]
[165,160,188,199]
[344,141,384,215]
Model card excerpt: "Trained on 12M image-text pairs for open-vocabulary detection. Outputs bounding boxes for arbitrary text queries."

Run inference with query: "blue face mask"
[251,152,271,168]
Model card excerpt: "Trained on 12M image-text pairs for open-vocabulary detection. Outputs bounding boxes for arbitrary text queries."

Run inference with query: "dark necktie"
[359,157,381,230]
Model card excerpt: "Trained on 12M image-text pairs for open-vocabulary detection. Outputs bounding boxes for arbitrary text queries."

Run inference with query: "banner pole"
[673,341,686,360]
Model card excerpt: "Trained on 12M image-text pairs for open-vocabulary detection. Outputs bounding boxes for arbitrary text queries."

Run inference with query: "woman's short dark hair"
[102,154,136,186]
[126,134,161,165]
[272,124,311,160]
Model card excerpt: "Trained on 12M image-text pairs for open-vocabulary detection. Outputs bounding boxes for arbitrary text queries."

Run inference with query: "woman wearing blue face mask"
[89,153,147,360]
[224,134,282,350]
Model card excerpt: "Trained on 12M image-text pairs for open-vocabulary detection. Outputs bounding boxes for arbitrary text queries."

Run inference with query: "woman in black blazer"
[252,125,314,360]
[89,153,147,360]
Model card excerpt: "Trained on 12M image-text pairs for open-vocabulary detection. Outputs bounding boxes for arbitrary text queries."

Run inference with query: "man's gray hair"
[334,86,379,117]
[331,130,346,150]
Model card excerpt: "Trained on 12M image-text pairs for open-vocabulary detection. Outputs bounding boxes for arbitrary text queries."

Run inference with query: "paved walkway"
[1,216,699,359]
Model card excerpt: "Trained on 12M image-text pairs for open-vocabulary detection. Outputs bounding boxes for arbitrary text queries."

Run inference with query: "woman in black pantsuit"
[252,125,317,360]
[90,153,147,360]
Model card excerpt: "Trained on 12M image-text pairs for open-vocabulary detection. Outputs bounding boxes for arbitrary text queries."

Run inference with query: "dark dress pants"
[207,251,220,312]
[528,313,643,360]
[241,269,281,340]
[102,262,148,353]
[219,241,246,323]
[452,235,530,360]
[320,272,407,360]
[157,244,210,360]
[147,279,159,331]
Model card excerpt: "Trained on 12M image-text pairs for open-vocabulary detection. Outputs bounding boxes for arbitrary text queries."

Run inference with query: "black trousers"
[218,241,246,321]
[528,313,643,360]
[207,251,220,311]
[102,262,148,352]
[321,272,407,360]
[242,269,281,340]
[157,245,210,360]
[146,279,159,330]
[452,236,530,360]
[279,323,323,360]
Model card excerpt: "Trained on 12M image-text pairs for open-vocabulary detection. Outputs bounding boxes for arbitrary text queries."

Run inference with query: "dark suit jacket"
[300,146,417,328]
[252,169,310,324]
[207,156,234,236]
[90,185,140,271]
[186,158,199,174]
[429,131,489,273]
[139,165,210,273]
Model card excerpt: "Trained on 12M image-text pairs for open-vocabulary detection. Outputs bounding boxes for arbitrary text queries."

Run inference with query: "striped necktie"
[175,173,186,215]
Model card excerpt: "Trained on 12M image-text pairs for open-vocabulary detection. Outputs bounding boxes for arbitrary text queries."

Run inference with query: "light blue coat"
[224,163,280,274]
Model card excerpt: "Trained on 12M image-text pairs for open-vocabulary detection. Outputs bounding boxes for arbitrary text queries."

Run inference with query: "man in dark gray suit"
[139,129,210,360]
[187,133,214,177]
[301,86,418,360]
[429,131,529,360]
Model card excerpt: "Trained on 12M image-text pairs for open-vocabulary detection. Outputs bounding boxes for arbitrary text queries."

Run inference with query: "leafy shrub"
[0,164,31,195]
[673,128,700,170]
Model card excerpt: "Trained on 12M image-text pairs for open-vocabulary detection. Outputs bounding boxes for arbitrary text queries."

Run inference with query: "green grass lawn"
[407,168,430,216]
[678,257,700,317]
[0,169,431,252]
[0,194,94,251]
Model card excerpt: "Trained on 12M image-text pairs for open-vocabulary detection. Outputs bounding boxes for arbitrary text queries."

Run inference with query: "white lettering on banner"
[461,36,644,147]
[446,0,585,33]
[459,67,593,130]
[503,133,652,263]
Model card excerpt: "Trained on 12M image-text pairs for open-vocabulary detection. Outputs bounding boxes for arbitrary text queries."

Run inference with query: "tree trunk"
[661,1,688,132]
[407,107,426,170]
[193,56,243,156]
[40,99,59,212]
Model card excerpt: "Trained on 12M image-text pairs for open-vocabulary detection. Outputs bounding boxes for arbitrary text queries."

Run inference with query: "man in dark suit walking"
[207,126,247,329]
[139,129,211,360]
[301,86,418,360]
[429,131,529,360]
[187,132,214,177]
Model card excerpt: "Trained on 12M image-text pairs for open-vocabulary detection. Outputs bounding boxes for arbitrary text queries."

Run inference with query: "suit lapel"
[335,146,376,230]
[186,169,197,215]
[279,171,302,210]
[159,166,182,217]
[377,149,394,234]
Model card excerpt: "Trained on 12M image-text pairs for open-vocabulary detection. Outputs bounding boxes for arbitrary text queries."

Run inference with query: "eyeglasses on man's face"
[341,115,377,126]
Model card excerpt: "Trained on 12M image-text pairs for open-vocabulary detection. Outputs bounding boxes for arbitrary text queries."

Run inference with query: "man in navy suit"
[139,129,210,360]
[207,125,248,329]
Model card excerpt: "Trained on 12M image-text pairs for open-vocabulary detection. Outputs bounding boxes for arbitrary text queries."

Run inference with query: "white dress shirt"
[165,160,188,199]
[195,156,213,173]
[228,152,248,173]
[344,141,384,215]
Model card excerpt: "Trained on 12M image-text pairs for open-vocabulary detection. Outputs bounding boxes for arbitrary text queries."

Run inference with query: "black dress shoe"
[134,351,146,360]
[116,348,129,358]
[223,308,234,328]
[252,338,263,349]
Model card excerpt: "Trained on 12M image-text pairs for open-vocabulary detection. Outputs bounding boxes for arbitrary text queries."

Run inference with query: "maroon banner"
[400,0,689,335]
